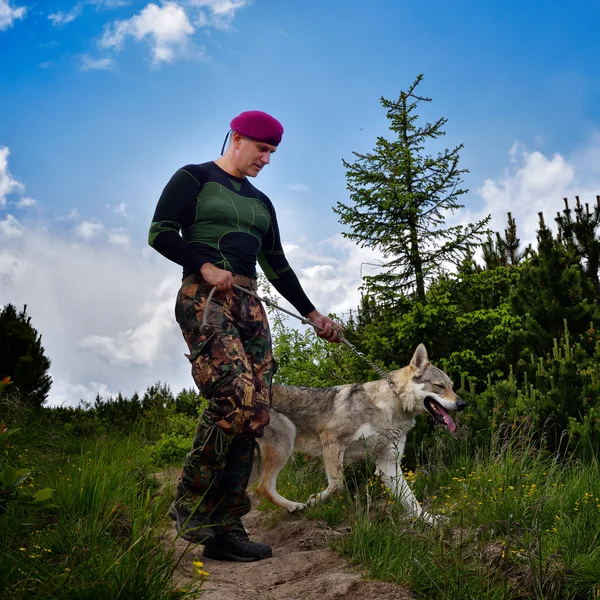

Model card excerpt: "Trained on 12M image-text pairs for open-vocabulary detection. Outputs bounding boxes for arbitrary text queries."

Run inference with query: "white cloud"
[50,378,116,408]
[0,219,191,407]
[100,2,196,65]
[191,0,251,29]
[0,146,24,207]
[0,214,24,237]
[57,207,80,221]
[15,196,37,208]
[48,3,83,26]
[79,276,179,367]
[108,227,131,247]
[108,202,130,217]
[74,220,105,240]
[0,0,26,31]
[90,0,128,8]
[80,54,114,71]
[468,136,600,247]
[288,183,310,193]
[262,233,385,320]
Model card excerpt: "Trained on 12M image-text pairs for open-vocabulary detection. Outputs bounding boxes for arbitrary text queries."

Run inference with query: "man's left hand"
[305,310,344,343]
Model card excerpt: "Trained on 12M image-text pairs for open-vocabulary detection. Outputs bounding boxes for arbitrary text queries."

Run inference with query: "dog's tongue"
[438,405,456,433]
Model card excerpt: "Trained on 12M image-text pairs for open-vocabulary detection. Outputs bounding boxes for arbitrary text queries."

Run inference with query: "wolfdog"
[255,344,466,523]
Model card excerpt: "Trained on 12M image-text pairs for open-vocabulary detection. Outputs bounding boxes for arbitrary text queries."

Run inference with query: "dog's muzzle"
[455,397,467,411]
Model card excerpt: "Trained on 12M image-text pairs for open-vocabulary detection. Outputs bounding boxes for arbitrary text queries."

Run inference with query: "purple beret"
[230,110,284,146]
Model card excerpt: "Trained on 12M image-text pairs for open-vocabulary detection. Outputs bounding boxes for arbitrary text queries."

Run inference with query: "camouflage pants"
[173,277,276,531]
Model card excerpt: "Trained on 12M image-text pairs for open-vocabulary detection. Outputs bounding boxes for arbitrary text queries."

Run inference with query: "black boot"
[169,502,217,544]
[203,529,272,562]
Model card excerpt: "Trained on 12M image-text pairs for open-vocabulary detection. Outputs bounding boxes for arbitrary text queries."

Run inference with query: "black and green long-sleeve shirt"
[148,161,315,316]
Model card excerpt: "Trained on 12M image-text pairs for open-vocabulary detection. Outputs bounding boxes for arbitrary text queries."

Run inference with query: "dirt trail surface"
[169,493,413,600]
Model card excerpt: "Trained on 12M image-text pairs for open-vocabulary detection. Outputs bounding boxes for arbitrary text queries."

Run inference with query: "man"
[148,110,342,562]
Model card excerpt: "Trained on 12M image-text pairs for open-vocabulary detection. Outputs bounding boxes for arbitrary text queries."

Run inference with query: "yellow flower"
[192,560,204,568]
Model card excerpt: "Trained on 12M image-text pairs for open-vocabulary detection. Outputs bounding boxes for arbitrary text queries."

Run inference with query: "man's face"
[234,134,277,178]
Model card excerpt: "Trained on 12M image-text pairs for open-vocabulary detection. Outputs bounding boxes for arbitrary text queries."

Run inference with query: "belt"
[182,273,258,291]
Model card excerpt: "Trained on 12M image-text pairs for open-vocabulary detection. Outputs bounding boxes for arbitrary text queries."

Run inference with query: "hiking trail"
[168,492,413,600]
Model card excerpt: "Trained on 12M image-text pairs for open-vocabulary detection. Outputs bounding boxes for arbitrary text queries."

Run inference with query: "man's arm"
[257,200,343,343]
[148,168,208,274]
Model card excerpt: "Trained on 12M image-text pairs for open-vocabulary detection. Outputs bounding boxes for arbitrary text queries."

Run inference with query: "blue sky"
[1,0,600,406]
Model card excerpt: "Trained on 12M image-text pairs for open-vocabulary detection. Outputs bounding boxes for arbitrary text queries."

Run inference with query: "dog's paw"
[421,511,449,527]
[306,493,323,508]
[285,501,307,514]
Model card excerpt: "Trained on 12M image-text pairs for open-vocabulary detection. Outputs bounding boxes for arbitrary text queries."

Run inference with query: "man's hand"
[200,263,234,291]
[305,310,344,343]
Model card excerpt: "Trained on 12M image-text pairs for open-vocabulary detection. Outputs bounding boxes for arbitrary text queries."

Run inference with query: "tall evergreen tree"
[0,304,52,408]
[482,212,529,269]
[510,213,597,355]
[334,75,490,303]
[555,196,600,289]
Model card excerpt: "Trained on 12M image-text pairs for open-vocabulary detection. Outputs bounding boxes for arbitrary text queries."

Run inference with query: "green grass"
[5,405,600,599]
[1,417,205,600]
[256,432,600,600]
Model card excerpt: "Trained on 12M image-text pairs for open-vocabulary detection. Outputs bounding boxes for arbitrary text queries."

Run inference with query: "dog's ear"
[410,344,430,374]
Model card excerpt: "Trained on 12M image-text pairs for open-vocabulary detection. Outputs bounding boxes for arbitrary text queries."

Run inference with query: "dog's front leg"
[307,436,344,507]
[375,451,439,525]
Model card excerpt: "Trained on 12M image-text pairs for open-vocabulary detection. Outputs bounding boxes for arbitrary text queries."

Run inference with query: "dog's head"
[401,344,466,432]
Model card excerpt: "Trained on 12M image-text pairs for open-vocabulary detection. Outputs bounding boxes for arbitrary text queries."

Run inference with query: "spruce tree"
[555,196,600,289]
[482,212,529,269]
[510,213,596,354]
[0,304,52,408]
[334,75,490,303]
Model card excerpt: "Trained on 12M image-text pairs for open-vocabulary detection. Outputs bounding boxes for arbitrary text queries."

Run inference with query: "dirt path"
[170,493,413,600]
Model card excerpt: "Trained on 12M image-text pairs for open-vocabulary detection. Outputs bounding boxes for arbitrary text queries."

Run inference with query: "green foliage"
[0,426,204,599]
[556,195,600,287]
[48,382,205,442]
[174,387,206,417]
[271,312,368,388]
[0,420,55,513]
[149,411,199,466]
[510,213,599,356]
[350,266,523,385]
[334,74,490,302]
[255,422,600,599]
[0,304,52,408]
[334,434,600,599]
[482,211,531,268]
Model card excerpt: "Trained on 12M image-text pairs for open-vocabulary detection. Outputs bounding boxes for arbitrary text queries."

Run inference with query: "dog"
[255,344,466,524]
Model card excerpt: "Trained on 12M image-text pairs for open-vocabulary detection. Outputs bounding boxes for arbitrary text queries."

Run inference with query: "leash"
[201,284,395,389]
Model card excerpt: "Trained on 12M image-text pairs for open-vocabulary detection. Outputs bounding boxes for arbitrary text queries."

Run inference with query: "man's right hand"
[200,263,234,291]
